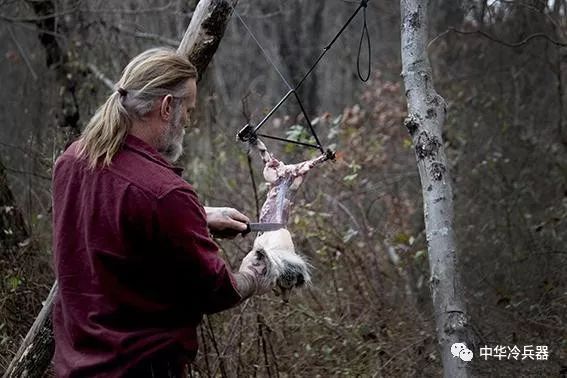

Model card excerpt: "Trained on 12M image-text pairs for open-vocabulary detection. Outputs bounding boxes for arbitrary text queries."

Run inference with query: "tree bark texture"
[3,283,57,378]
[399,1,473,377]
[25,0,82,136]
[4,1,239,376]
[177,0,239,80]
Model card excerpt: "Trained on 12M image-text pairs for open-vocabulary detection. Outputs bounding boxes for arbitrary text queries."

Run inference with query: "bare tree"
[3,1,238,376]
[400,1,473,377]
[24,0,83,137]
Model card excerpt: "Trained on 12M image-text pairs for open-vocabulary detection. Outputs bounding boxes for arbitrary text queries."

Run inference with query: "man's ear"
[160,94,174,121]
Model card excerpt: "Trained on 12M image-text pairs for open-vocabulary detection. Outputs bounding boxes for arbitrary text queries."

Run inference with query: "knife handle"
[241,223,251,236]
[211,224,249,239]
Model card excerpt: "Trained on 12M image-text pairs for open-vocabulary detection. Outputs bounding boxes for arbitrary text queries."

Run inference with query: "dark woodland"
[0,0,566,376]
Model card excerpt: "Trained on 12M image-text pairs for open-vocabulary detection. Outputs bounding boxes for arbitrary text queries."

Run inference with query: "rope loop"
[357,5,371,82]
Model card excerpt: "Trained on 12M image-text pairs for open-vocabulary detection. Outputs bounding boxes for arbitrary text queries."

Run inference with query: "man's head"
[151,75,197,162]
[78,47,197,167]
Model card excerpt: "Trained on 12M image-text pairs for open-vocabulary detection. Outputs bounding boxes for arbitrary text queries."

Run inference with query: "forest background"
[0,0,566,376]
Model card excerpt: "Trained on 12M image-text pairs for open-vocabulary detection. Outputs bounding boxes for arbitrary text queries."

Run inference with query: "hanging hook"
[237,123,258,145]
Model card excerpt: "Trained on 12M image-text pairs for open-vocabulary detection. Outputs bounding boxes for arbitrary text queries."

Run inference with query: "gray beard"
[159,105,185,163]
[161,129,185,162]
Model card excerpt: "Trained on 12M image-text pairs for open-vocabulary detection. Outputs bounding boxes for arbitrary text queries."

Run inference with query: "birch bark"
[400,1,473,377]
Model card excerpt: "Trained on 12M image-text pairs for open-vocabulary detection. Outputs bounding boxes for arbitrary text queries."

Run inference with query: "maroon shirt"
[52,135,242,377]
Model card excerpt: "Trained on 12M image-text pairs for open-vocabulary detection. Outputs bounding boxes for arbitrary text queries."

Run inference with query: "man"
[52,48,271,377]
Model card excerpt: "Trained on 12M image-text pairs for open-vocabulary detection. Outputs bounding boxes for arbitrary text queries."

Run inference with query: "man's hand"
[204,206,249,239]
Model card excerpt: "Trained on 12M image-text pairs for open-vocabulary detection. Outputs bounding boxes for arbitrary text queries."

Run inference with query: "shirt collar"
[123,134,184,176]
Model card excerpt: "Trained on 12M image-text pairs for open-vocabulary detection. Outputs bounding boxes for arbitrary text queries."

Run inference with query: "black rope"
[293,91,324,153]
[357,3,371,82]
[252,89,294,134]
[236,0,372,152]
[234,10,293,91]
[295,0,367,90]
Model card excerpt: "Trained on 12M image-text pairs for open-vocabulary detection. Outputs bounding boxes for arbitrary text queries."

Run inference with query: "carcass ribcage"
[258,140,329,224]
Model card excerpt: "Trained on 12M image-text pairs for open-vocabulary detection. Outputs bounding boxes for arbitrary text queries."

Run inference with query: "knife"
[242,222,286,235]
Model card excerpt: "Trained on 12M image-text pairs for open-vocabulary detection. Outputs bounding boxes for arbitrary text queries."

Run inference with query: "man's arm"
[233,249,273,300]
[232,272,256,300]
[156,188,271,313]
[205,206,274,300]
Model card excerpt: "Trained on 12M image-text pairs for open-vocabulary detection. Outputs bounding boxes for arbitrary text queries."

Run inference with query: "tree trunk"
[399,1,473,377]
[177,0,239,81]
[3,1,239,376]
[3,283,57,378]
[25,0,82,138]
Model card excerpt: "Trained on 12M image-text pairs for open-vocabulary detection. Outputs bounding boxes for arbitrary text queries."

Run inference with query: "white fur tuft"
[252,229,311,291]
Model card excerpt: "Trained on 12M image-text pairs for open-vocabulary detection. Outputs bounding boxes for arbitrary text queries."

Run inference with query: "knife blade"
[243,222,285,235]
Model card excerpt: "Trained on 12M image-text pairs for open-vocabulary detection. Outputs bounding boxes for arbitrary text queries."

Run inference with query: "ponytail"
[77,91,131,169]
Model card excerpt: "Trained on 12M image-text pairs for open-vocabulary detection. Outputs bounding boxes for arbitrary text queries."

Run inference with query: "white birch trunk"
[399,1,473,377]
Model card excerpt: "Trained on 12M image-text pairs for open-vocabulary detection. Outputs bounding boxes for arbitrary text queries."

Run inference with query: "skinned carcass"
[247,138,333,301]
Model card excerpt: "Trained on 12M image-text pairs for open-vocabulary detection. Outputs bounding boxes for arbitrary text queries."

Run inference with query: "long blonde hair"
[78,48,197,168]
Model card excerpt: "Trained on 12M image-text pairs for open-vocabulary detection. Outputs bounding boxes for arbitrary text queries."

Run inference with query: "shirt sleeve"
[156,186,242,314]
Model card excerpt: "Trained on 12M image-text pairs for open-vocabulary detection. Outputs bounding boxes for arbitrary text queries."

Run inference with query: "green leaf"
[343,228,358,243]
[414,250,426,260]
[343,173,358,182]
[333,114,343,125]
[7,276,22,291]
[393,232,410,244]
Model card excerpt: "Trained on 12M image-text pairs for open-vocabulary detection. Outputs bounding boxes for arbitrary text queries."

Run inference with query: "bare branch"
[492,0,563,31]
[7,26,37,80]
[429,28,567,50]
[86,63,114,91]
[0,18,68,39]
[0,8,78,23]
[111,24,180,46]
[84,2,176,15]
[0,2,180,23]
